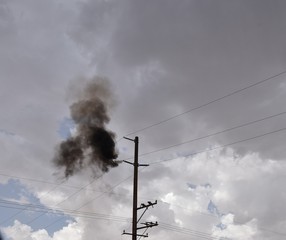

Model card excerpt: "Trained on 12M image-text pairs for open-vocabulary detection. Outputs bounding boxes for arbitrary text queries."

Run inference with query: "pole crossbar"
[137,222,158,230]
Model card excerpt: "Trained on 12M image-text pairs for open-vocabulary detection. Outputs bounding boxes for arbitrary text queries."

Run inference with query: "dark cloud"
[87,0,286,160]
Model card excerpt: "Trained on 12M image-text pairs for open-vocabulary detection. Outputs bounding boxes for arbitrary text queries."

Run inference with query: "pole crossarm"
[122,230,148,238]
[137,200,157,210]
[123,136,135,142]
[123,160,149,167]
[137,200,157,224]
[137,221,158,230]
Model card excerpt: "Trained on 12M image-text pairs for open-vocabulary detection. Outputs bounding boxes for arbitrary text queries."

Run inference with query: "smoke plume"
[54,77,118,178]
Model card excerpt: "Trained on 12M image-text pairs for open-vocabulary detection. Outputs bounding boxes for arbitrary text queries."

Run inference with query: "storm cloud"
[1,0,286,239]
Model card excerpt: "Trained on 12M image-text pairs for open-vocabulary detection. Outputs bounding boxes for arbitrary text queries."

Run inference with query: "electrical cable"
[157,200,286,237]
[24,171,138,236]
[0,179,67,225]
[3,109,286,223]
[26,166,148,240]
[3,197,286,238]
[24,174,104,225]
[0,175,264,236]
[4,69,286,225]
[122,110,286,160]
[1,199,230,240]
[159,222,227,240]
[148,126,286,165]
[0,172,103,192]
[4,123,286,237]
[122,70,286,137]
[2,111,286,211]
[0,201,130,223]
[3,112,286,237]
[4,123,286,238]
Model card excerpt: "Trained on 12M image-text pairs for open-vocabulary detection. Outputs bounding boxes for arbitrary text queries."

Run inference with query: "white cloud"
[3,219,84,240]
[212,213,258,240]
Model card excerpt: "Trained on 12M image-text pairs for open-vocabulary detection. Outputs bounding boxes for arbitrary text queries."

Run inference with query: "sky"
[1,0,286,239]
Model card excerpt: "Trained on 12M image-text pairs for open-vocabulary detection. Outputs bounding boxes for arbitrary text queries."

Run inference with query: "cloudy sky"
[1,0,286,239]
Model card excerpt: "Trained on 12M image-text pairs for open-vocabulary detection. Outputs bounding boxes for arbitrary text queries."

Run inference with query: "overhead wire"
[3,70,286,238]
[148,126,286,165]
[20,167,146,240]
[0,179,67,225]
[114,194,286,238]
[3,196,286,238]
[3,122,286,239]
[122,70,286,137]
[2,110,285,214]
[0,198,130,223]
[2,111,285,213]
[0,171,265,232]
[121,110,286,160]
[39,168,147,231]
[157,200,286,237]
[1,165,145,240]
[158,222,228,240]
[24,174,105,225]
[1,199,229,240]
[0,172,105,192]
[4,122,286,238]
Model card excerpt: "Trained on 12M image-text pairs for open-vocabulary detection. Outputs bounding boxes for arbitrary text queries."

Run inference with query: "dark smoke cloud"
[54,77,118,178]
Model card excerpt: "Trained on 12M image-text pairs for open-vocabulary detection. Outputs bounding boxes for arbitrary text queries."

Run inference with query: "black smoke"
[54,77,118,178]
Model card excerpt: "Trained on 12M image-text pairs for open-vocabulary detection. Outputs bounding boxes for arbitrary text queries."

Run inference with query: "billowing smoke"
[54,77,118,178]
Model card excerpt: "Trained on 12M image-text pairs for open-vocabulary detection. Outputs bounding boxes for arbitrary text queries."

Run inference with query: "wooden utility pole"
[132,136,139,240]
[122,136,158,239]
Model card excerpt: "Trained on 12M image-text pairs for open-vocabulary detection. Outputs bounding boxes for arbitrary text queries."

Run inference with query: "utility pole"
[122,136,158,239]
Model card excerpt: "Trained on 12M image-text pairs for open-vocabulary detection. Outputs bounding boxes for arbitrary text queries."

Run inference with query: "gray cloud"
[103,0,286,159]
[1,0,286,239]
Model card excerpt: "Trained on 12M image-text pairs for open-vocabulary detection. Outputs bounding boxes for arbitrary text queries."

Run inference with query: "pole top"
[123,136,139,142]
[123,136,135,142]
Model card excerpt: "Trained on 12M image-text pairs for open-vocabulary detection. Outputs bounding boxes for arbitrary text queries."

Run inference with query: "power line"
[157,200,286,237]
[24,174,105,225]
[2,111,285,206]
[123,70,286,137]
[2,179,285,238]
[3,123,286,233]
[3,122,286,238]
[0,199,130,223]
[159,222,227,240]
[27,166,148,240]
[2,105,285,219]
[149,126,286,165]
[0,172,106,227]
[117,194,286,238]
[0,171,132,226]
[0,179,67,225]
[134,110,286,158]
[28,171,140,233]
[0,172,144,201]
[1,167,142,239]
[0,172,100,192]
[3,124,285,231]
[0,200,230,240]
[4,70,285,226]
